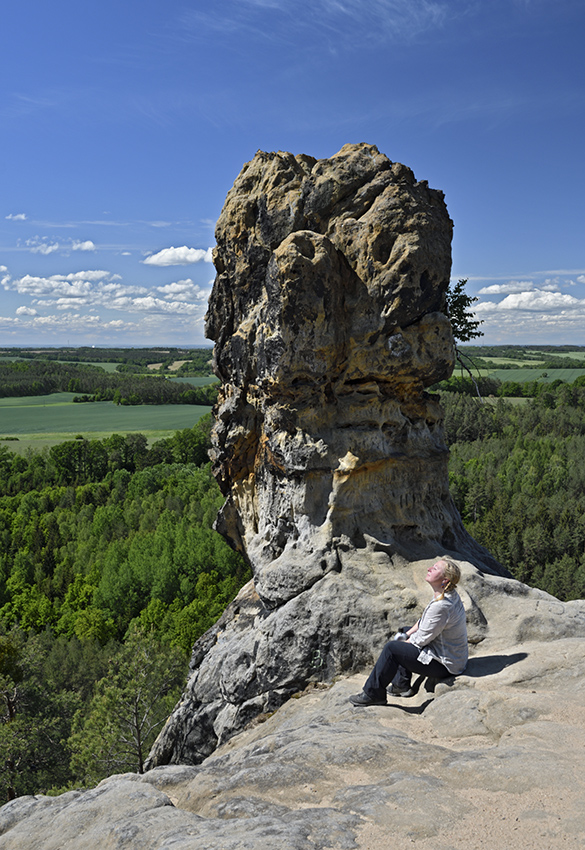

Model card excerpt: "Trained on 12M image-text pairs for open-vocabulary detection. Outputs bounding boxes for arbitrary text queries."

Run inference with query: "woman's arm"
[406,621,419,637]
[408,602,449,648]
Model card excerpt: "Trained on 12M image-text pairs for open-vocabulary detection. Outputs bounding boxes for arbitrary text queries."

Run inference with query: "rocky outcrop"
[145,144,509,768]
[206,142,500,606]
[4,143,585,849]
[4,562,585,850]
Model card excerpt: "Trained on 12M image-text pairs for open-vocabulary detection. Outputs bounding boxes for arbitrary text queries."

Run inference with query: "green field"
[543,351,585,362]
[169,376,219,386]
[0,356,120,372]
[484,395,530,406]
[486,368,585,383]
[483,357,545,366]
[0,393,211,451]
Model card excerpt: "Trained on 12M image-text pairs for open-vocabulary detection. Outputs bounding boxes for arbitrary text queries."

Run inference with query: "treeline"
[458,344,585,359]
[440,382,585,601]
[435,374,585,400]
[0,346,214,374]
[0,359,217,405]
[0,417,250,799]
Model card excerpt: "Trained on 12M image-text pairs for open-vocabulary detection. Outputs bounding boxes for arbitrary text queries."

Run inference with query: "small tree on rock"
[69,629,186,786]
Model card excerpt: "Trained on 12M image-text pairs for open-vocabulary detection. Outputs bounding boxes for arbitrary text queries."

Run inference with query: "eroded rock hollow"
[146,143,505,768]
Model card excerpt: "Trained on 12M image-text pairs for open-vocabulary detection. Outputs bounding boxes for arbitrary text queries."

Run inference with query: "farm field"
[536,351,585,361]
[0,356,121,372]
[482,356,545,366]
[0,393,211,452]
[169,376,219,386]
[485,367,585,383]
[483,395,529,406]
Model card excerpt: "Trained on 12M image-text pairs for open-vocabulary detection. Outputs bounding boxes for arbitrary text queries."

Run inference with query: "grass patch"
[541,351,585,362]
[485,368,585,383]
[168,376,219,386]
[483,357,545,366]
[484,396,531,406]
[0,394,212,442]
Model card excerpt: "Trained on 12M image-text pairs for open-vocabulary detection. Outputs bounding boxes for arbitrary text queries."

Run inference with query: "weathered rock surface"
[144,144,509,768]
[206,143,500,606]
[4,562,585,850]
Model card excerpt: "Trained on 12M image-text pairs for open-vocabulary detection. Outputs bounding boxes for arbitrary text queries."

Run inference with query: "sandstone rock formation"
[3,561,585,850]
[206,142,500,607]
[143,143,509,768]
[3,143,585,850]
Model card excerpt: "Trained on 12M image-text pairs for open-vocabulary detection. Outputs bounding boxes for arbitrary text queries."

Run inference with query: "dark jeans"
[363,639,450,699]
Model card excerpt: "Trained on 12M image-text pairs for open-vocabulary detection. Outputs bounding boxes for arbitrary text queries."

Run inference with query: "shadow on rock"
[465,652,528,677]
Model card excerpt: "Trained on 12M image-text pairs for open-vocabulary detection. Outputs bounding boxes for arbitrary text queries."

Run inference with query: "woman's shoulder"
[442,590,464,608]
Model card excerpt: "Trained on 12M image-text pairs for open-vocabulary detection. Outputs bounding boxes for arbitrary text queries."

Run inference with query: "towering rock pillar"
[206,142,496,606]
[146,144,504,769]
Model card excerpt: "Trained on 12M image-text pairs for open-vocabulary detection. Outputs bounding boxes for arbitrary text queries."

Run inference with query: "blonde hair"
[433,556,461,601]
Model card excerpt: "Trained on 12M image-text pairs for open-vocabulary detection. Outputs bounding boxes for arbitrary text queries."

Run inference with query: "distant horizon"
[0,343,215,350]
[2,342,585,352]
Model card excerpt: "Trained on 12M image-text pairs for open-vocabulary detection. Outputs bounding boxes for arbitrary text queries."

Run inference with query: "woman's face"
[425,561,446,591]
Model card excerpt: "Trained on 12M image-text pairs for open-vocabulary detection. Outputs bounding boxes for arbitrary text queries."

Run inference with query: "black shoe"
[349,691,387,706]
[388,685,415,698]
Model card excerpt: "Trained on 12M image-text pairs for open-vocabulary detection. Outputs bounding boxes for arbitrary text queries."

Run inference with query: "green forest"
[2,348,585,802]
[0,418,250,800]
[0,359,217,406]
[0,346,214,375]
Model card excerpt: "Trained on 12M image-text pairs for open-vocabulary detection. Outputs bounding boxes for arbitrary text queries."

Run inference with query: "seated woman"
[349,557,468,706]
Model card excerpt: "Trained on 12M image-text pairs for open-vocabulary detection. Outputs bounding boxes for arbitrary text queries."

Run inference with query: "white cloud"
[16,306,37,316]
[5,267,212,321]
[5,213,27,221]
[71,240,96,252]
[156,278,211,301]
[577,275,585,285]
[477,280,533,295]
[26,236,61,255]
[477,290,582,312]
[23,236,97,255]
[0,265,7,273]
[8,271,116,300]
[130,295,201,314]
[142,246,213,266]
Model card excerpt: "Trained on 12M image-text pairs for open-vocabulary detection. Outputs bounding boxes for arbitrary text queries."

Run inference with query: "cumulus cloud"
[478,280,533,295]
[142,246,213,266]
[5,267,212,319]
[156,278,211,301]
[476,290,581,312]
[71,240,96,252]
[24,236,97,255]
[26,236,61,255]
[16,306,37,316]
[5,213,27,221]
[8,270,114,300]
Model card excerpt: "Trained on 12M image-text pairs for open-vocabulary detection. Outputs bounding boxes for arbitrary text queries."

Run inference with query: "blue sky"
[1,0,583,347]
